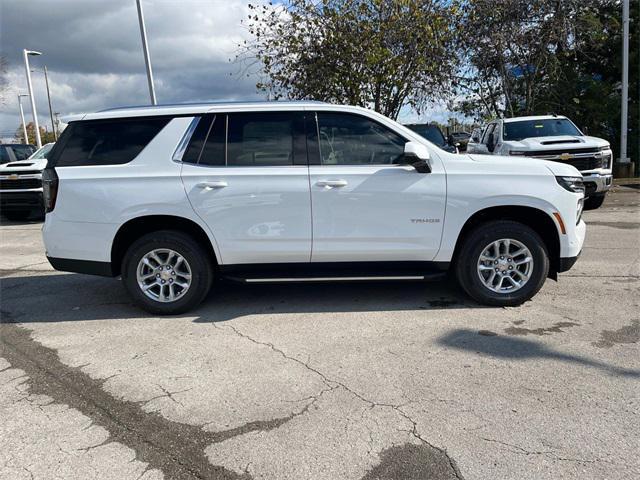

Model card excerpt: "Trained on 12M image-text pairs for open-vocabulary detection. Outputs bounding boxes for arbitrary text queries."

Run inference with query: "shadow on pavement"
[0,271,478,325]
[438,328,640,379]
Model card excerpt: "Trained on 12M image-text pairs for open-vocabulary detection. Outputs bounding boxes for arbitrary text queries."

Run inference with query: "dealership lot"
[1,185,639,480]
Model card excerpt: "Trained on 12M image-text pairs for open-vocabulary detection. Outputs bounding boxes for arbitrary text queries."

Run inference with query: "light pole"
[135,0,157,105]
[17,93,29,144]
[31,66,57,140]
[23,49,42,148]
[44,66,57,140]
[619,0,630,168]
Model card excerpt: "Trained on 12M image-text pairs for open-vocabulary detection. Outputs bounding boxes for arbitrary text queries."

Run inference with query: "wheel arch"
[111,215,218,276]
[451,205,561,279]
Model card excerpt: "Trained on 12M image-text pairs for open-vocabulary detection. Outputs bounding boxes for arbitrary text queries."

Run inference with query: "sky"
[0,0,456,142]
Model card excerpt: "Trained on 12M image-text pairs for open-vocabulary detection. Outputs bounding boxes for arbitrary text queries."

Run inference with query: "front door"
[181,112,312,265]
[308,111,446,263]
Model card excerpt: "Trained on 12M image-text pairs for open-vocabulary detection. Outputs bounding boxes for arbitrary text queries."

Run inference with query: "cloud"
[0,0,265,139]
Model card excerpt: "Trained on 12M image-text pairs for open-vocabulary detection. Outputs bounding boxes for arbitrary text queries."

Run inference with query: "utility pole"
[17,94,29,144]
[135,0,157,105]
[43,66,57,140]
[23,49,42,148]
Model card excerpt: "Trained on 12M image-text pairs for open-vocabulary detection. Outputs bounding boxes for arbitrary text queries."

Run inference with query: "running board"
[234,275,429,283]
[219,261,449,283]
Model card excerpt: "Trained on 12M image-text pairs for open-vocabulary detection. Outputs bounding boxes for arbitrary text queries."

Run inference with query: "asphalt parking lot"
[1,184,639,480]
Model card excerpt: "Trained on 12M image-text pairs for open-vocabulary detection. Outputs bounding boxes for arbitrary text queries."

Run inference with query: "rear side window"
[227,113,294,166]
[183,111,305,167]
[54,117,170,167]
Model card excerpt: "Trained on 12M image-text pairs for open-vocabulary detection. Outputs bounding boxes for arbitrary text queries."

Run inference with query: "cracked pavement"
[1,185,639,479]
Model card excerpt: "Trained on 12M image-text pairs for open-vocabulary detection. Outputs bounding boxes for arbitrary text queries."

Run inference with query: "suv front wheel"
[122,230,213,315]
[455,221,549,306]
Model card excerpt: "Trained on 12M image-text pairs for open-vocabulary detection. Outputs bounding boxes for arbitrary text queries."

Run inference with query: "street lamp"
[31,66,57,140]
[17,93,29,145]
[135,0,157,105]
[23,49,42,148]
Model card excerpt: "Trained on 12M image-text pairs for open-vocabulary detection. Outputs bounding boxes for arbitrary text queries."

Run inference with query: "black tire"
[121,230,214,315]
[584,193,606,210]
[3,210,31,221]
[454,221,549,307]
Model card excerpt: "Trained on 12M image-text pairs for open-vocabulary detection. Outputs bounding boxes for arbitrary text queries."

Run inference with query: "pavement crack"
[217,323,465,479]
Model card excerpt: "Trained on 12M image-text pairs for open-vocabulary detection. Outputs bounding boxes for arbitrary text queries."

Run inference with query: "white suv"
[42,102,586,314]
[467,115,613,210]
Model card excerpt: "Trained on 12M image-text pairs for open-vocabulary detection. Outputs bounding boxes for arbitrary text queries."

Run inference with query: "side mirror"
[402,141,431,173]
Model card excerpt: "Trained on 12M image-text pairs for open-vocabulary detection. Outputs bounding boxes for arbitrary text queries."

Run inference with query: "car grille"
[527,147,599,156]
[0,178,42,190]
[527,152,601,171]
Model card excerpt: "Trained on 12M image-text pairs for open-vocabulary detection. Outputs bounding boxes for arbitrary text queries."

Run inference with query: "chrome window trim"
[172,116,201,163]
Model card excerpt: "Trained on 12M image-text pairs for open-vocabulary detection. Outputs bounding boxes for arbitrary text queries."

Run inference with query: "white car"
[0,142,54,220]
[467,115,612,210]
[42,102,585,314]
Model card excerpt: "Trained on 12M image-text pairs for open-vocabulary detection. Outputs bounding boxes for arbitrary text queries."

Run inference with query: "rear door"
[180,111,312,265]
[308,111,446,263]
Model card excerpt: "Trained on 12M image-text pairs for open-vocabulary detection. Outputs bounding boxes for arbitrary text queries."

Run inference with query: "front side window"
[503,119,582,141]
[316,113,406,165]
[55,117,170,167]
[481,124,496,145]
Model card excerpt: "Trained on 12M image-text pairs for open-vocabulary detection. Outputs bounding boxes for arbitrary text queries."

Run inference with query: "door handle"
[316,179,348,188]
[197,181,228,190]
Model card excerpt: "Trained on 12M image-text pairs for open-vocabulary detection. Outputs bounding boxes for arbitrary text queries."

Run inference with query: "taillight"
[42,168,59,213]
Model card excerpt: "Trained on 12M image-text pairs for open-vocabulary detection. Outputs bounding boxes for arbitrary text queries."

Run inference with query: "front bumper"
[0,190,44,211]
[582,172,612,196]
[558,252,581,273]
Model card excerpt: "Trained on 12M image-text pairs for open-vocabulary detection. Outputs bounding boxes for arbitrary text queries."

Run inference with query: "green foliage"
[15,122,56,146]
[242,0,460,119]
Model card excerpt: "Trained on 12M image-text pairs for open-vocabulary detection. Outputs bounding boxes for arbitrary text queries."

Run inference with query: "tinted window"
[0,147,10,164]
[182,115,214,164]
[317,113,405,165]
[503,119,582,141]
[55,117,169,167]
[7,145,34,160]
[481,124,496,144]
[226,112,294,166]
[406,125,446,146]
[198,115,226,166]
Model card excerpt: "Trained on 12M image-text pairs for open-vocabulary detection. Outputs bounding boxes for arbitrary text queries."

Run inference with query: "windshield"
[406,125,446,146]
[503,119,582,141]
[29,143,54,159]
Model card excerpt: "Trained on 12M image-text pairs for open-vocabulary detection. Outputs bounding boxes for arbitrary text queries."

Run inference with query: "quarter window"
[316,113,405,165]
[55,117,170,167]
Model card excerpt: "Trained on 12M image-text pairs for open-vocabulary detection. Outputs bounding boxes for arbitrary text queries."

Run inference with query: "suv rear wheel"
[122,230,213,315]
[455,221,549,306]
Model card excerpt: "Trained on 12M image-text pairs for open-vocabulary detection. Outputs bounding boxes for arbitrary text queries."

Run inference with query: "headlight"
[556,176,585,194]
[509,150,526,156]
[596,146,612,169]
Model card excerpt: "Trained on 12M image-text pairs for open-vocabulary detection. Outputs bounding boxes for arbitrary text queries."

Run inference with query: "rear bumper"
[0,191,43,211]
[47,256,115,277]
